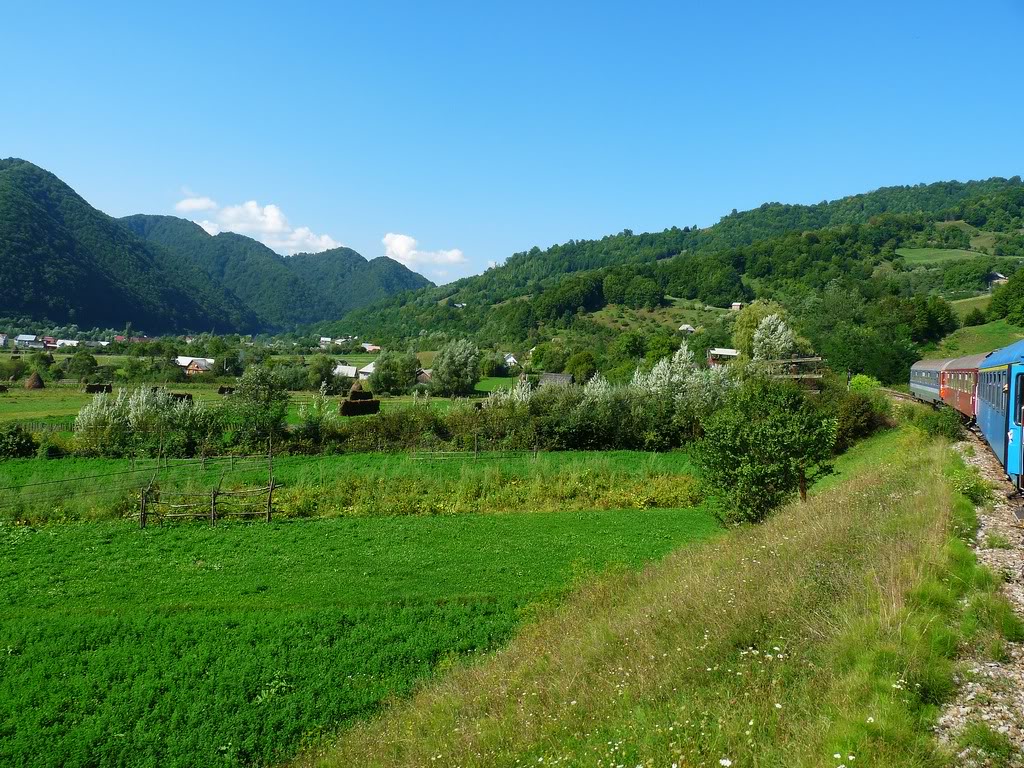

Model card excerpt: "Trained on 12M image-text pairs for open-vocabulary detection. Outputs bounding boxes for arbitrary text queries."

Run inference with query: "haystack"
[24,372,44,389]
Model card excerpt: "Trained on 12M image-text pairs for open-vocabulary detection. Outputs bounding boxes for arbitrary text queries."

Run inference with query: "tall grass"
[296,429,1022,768]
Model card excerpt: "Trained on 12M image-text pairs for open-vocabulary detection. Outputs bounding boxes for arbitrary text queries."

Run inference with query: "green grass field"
[896,246,982,265]
[0,450,696,524]
[933,318,1024,356]
[0,505,718,767]
[951,294,992,319]
[474,376,516,393]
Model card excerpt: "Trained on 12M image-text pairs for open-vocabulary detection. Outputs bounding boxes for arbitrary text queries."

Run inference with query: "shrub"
[0,424,37,458]
[693,379,837,524]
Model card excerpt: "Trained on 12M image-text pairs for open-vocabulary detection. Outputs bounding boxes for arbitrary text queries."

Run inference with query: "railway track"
[880,387,917,403]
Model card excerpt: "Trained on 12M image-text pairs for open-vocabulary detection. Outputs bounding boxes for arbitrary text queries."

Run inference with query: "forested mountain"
[120,215,432,328]
[0,159,260,333]
[0,158,432,333]
[286,247,430,316]
[336,177,1024,343]
[332,181,1024,384]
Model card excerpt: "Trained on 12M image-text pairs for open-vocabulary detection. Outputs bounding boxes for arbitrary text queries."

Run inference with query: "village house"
[15,334,43,349]
[318,336,333,349]
[358,361,376,380]
[174,356,216,374]
[730,302,744,311]
[186,359,213,376]
[360,343,382,353]
[333,364,359,379]
[416,368,433,384]
[0,334,7,348]
[503,352,519,368]
[678,323,696,334]
[55,339,79,349]
[707,347,740,367]
[539,372,574,387]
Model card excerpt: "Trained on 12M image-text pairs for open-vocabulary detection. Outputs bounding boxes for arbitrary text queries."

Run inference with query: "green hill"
[336,177,1024,346]
[120,215,432,329]
[0,158,260,333]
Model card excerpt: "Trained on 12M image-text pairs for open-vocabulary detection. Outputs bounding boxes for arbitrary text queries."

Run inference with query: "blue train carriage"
[909,358,951,404]
[977,339,1024,487]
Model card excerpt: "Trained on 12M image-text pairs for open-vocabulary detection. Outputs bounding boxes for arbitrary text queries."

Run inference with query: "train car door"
[1011,366,1024,487]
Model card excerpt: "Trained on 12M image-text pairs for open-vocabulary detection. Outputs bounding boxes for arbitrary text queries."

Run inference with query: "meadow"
[0,450,697,524]
[895,246,983,265]
[951,293,992,320]
[0,504,718,767]
[933,318,1024,357]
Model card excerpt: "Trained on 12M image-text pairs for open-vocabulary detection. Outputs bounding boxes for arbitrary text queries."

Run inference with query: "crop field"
[0,504,718,767]
[951,294,992,319]
[590,300,729,334]
[0,450,696,524]
[0,385,459,428]
[934,318,1024,357]
[895,247,982,265]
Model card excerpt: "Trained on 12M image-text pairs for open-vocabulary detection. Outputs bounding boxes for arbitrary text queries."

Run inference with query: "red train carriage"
[939,352,990,421]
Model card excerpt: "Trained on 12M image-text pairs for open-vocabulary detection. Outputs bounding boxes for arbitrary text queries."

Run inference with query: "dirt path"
[936,432,1024,765]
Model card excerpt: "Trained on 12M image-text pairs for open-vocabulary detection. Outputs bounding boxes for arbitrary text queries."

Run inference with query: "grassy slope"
[590,300,729,335]
[934,319,1024,357]
[297,429,1021,768]
[951,294,992,320]
[896,247,982,265]
[0,505,718,768]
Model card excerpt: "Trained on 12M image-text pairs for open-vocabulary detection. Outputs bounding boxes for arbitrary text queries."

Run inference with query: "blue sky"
[2,1,1022,283]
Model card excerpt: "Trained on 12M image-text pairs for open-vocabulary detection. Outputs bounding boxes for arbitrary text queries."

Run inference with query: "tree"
[693,379,837,524]
[229,365,289,449]
[752,314,796,361]
[962,307,988,327]
[431,339,481,396]
[732,301,788,358]
[66,350,98,381]
[307,354,341,392]
[369,351,419,395]
[564,351,598,383]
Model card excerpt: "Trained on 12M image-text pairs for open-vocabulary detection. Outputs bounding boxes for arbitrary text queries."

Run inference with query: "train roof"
[981,339,1024,369]
[945,352,992,370]
[910,358,954,372]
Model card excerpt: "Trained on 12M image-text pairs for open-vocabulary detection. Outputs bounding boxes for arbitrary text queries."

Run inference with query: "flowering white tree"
[752,314,796,361]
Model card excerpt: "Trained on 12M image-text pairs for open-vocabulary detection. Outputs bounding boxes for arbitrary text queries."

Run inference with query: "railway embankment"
[938,431,1024,765]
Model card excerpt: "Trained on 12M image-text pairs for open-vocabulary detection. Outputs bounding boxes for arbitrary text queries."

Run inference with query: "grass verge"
[0,506,717,767]
[296,428,1023,768]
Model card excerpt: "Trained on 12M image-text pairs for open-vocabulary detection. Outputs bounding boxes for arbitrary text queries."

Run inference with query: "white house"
[678,324,696,334]
[333,364,359,378]
[56,339,79,348]
[730,302,744,311]
[707,347,740,367]
[361,342,382,353]
[319,336,333,348]
[358,361,376,380]
[503,352,519,367]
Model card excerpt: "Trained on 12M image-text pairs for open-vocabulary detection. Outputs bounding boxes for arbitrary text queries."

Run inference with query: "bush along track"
[936,432,1024,766]
[294,428,1024,768]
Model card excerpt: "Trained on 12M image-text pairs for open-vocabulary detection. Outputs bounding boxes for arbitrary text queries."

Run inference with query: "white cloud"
[382,232,465,269]
[175,196,218,212]
[173,193,341,255]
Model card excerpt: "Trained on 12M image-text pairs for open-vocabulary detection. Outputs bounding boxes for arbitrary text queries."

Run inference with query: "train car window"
[1017,374,1024,426]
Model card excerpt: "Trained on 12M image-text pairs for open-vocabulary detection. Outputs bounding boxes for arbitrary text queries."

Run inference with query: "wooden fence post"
[140,489,147,529]
[474,433,479,459]
[210,489,218,526]
[266,480,274,523]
